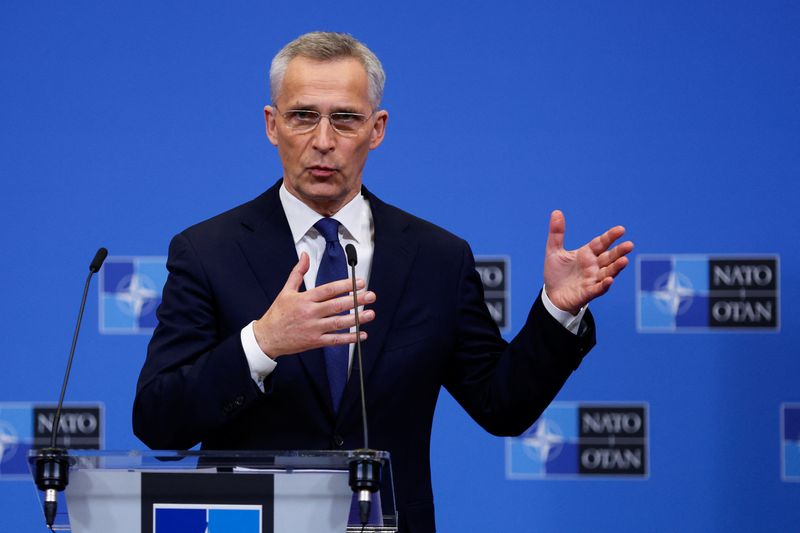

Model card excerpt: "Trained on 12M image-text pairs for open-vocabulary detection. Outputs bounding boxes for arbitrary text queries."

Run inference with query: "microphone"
[35,247,108,529]
[89,247,108,273]
[345,243,358,268]
[344,244,382,527]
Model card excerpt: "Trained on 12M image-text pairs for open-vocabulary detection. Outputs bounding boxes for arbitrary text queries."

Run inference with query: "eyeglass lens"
[283,110,367,134]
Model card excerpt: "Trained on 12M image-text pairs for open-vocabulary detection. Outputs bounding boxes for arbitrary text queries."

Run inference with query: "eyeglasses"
[274,106,375,136]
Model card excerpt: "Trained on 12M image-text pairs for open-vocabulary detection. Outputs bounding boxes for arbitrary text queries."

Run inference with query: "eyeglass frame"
[272,104,378,137]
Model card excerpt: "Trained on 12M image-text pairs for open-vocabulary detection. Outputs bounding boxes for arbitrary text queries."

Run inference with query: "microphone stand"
[35,248,107,529]
[344,244,382,528]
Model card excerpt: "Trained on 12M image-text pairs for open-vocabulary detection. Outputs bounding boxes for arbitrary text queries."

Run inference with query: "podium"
[28,449,397,533]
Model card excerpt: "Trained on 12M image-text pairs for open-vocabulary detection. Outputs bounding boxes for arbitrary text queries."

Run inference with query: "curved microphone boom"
[35,247,107,529]
[344,244,382,528]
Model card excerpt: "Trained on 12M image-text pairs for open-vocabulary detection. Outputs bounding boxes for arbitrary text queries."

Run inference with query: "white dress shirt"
[241,183,586,389]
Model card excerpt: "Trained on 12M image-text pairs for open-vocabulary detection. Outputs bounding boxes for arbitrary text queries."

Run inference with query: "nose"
[311,116,336,153]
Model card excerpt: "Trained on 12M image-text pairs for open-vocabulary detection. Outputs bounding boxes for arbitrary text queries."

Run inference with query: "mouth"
[307,165,337,178]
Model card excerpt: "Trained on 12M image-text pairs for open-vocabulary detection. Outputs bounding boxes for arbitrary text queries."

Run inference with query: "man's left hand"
[543,210,634,315]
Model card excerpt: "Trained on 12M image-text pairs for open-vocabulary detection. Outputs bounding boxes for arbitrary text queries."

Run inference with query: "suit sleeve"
[132,232,264,450]
[442,242,596,436]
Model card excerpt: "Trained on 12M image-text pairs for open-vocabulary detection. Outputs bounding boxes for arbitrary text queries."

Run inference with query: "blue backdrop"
[2,2,798,531]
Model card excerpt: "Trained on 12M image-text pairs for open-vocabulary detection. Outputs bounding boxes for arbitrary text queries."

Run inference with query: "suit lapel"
[338,189,418,424]
[235,181,335,417]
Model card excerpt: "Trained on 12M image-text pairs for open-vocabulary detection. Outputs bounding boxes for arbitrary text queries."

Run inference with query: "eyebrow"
[287,103,363,114]
[286,103,319,111]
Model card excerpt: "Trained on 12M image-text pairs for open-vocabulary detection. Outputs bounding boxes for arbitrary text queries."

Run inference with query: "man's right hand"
[252,252,376,358]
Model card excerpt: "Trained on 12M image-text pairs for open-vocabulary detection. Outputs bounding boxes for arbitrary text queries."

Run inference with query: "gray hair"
[269,31,385,107]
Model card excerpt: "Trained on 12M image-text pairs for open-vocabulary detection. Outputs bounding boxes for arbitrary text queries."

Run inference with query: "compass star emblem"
[0,422,19,463]
[521,419,565,462]
[652,271,695,316]
[115,273,160,319]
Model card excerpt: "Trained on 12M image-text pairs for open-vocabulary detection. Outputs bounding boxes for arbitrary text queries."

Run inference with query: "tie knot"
[314,217,341,243]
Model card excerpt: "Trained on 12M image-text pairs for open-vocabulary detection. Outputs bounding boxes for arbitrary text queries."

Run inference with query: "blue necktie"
[314,217,349,414]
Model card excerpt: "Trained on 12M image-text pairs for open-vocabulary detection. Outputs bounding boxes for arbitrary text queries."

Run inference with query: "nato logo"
[154,504,261,532]
[99,256,167,334]
[506,403,648,479]
[637,255,779,332]
[781,403,800,482]
[0,411,23,480]
[0,403,104,480]
[475,256,510,332]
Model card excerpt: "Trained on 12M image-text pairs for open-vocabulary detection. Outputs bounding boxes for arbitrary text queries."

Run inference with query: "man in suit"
[133,32,633,532]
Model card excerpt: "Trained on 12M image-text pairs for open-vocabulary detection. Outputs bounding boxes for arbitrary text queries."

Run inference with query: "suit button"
[333,435,344,447]
[234,395,244,407]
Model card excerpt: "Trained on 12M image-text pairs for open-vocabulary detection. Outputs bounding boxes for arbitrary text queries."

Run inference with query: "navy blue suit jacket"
[133,180,595,532]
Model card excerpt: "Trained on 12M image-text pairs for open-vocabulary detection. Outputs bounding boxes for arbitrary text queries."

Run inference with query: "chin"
[303,184,343,199]
[299,187,350,212]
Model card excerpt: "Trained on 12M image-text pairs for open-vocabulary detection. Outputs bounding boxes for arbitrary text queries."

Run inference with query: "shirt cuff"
[541,286,587,335]
[241,321,277,391]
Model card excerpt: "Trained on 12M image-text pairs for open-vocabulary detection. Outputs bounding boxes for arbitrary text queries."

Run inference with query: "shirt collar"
[279,182,368,244]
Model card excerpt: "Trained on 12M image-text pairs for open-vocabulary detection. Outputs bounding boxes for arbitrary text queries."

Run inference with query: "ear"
[264,105,279,146]
[368,109,388,150]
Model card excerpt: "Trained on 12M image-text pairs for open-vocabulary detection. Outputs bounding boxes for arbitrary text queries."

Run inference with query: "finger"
[320,309,376,332]
[584,276,615,303]
[283,252,310,291]
[316,290,377,317]
[545,210,566,254]
[320,330,368,347]
[596,277,614,297]
[597,240,635,268]
[309,277,366,302]
[600,256,630,280]
[588,225,626,255]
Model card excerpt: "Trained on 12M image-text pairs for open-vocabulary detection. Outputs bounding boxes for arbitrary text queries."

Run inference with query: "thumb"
[545,210,566,254]
[283,252,310,291]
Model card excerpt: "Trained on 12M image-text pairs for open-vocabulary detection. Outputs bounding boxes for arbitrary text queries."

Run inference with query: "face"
[264,56,388,216]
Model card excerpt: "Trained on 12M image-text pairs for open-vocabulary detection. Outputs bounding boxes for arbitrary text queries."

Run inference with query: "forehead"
[278,56,371,109]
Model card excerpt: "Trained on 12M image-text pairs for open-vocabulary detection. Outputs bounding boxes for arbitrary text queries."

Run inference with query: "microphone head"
[345,244,358,267]
[89,247,108,273]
